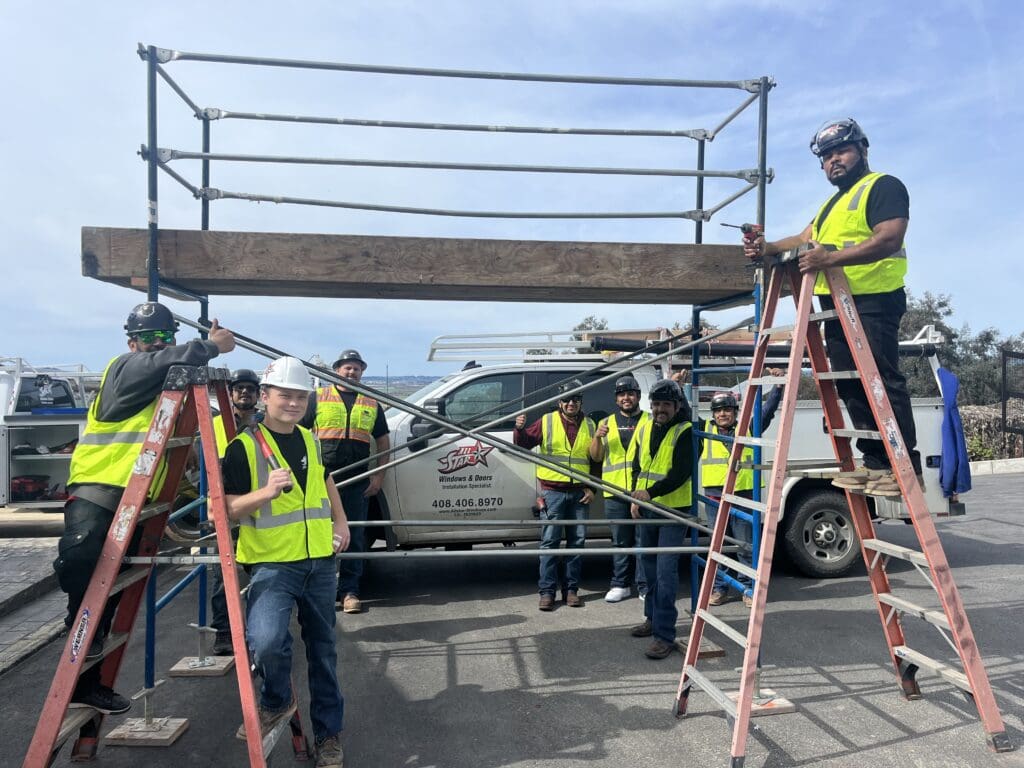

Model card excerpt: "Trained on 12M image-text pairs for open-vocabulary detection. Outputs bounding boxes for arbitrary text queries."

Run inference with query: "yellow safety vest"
[635,421,693,508]
[812,171,907,295]
[68,356,168,498]
[212,412,234,457]
[234,424,334,565]
[314,386,378,444]
[536,412,596,484]
[600,411,649,497]
[700,422,754,492]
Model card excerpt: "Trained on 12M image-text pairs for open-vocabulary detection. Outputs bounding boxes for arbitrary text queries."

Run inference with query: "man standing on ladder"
[53,302,235,714]
[303,349,390,614]
[515,379,597,611]
[627,379,694,659]
[744,118,921,496]
[222,356,350,767]
[588,375,648,603]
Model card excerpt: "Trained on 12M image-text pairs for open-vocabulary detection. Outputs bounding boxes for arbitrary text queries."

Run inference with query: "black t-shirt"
[815,173,909,232]
[613,411,642,450]
[222,427,318,496]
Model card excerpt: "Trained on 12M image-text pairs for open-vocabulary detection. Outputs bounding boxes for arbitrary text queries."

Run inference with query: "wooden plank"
[82,227,754,304]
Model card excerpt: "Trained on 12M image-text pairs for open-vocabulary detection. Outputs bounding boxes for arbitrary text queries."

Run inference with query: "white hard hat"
[261,356,312,392]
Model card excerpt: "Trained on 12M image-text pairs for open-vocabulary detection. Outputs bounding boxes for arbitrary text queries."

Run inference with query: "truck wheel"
[782,490,861,578]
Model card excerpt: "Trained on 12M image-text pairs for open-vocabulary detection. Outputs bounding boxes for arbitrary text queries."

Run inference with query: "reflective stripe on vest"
[600,411,649,497]
[536,412,595,484]
[700,422,754,492]
[812,171,907,296]
[635,421,692,508]
[313,386,378,444]
[234,424,334,565]
[68,356,168,497]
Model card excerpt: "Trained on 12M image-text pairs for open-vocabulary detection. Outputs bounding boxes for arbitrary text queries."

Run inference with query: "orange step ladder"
[673,254,1012,766]
[22,365,308,767]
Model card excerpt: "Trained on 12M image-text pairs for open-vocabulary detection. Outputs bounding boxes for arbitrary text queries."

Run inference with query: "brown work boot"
[864,470,902,498]
[742,592,754,608]
[341,594,362,614]
[645,638,675,659]
[708,590,728,606]
[315,734,344,767]
[831,468,870,490]
[538,594,555,612]
[564,591,583,608]
[236,698,296,741]
[630,618,653,637]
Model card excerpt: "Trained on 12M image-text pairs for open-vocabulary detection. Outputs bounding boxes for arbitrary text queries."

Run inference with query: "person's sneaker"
[564,591,583,608]
[864,470,902,498]
[538,594,555,612]
[212,632,234,656]
[235,700,296,741]
[742,592,754,608]
[604,586,631,603]
[315,734,344,767]
[831,468,870,490]
[630,618,653,637]
[341,595,362,614]
[644,639,675,659]
[85,635,105,661]
[708,590,728,606]
[70,684,131,715]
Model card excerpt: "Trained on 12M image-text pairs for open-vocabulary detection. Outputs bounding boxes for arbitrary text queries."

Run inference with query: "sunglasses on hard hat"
[134,330,175,344]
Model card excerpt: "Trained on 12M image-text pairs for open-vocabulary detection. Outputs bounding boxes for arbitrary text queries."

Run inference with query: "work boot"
[742,592,754,608]
[236,698,296,741]
[831,468,870,490]
[341,594,362,614]
[70,684,131,715]
[564,591,583,608]
[213,632,234,656]
[645,639,675,659]
[538,594,555,612]
[315,734,344,767]
[864,470,902,498]
[630,618,653,637]
[708,590,728,606]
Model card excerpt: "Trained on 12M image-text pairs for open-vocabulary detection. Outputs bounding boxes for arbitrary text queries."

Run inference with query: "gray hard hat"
[649,379,684,403]
[332,349,367,370]
[124,302,178,336]
[810,118,869,157]
[230,368,260,387]
[558,378,584,399]
[710,391,739,411]
[614,375,641,395]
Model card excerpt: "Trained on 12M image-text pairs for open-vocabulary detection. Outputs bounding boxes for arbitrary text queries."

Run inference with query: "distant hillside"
[361,375,437,399]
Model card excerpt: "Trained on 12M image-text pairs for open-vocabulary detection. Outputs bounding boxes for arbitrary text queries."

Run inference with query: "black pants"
[819,288,921,474]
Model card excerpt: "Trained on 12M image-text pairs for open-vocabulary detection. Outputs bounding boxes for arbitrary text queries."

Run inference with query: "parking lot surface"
[5,474,1024,767]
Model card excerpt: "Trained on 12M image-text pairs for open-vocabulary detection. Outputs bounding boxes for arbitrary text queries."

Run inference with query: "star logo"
[437,440,495,475]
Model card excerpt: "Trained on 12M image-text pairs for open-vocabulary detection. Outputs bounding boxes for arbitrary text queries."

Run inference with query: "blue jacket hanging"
[938,367,971,497]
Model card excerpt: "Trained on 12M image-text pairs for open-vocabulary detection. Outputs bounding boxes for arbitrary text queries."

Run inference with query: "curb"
[0,616,64,677]
[968,458,1024,476]
[0,572,58,620]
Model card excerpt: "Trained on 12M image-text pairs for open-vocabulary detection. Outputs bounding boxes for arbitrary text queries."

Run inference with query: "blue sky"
[2,1,1021,377]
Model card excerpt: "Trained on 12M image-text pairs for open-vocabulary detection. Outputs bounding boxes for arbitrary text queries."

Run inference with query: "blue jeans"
[606,497,647,592]
[246,557,343,741]
[538,489,588,596]
[639,511,685,644]
[706,490,753,594]
[337,479,369,598]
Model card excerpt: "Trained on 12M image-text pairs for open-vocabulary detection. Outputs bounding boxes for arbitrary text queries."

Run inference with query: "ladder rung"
[58,708,98,746]
[815,370,861,380]
[733,435,773,448]
[166,436,196,448]
[810,310,839,322]
[861,539,930,567]
[709,551,758,583]
[832,428,882,440]
[894,645,972,692]
[110,565,152,596]
[877,594,951,631]
[138,501,171,522]
[682,665,738,718]
[747,376,787,387]
[696,609,748,649]
[758,324,794,337]
[736,459,842,473]
[80,631,130,673]
[722,493,766,514]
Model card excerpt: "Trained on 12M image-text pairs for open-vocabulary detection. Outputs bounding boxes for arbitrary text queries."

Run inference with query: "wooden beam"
[82,227,755,305]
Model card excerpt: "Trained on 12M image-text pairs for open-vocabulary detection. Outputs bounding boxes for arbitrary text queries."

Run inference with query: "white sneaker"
[604,586,631,603]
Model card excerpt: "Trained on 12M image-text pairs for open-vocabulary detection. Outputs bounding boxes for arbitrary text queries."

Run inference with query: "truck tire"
[782,489,861,578]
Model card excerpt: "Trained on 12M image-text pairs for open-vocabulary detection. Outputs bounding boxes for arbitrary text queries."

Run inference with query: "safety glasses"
[232,384,258,394]
[134,330,175,344]
[559,396,583,404]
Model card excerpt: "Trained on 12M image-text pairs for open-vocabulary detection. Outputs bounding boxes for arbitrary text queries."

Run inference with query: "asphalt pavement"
[2,475,1024,767]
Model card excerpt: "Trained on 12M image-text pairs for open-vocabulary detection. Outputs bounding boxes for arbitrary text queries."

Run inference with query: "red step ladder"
[22,365,308,767]
[674,257,1012,766]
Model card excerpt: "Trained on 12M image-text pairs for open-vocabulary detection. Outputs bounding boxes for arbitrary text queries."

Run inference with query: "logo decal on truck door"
[437,441,494,474]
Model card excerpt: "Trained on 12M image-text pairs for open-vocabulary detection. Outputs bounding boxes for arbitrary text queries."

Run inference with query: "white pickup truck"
[372,349,959,578]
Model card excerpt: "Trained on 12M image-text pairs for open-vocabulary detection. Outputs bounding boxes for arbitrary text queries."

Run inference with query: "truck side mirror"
[423,397,446,417]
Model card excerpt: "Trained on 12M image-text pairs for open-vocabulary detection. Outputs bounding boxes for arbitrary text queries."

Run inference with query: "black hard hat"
[810,118,869,157]
[614,375,641,395]
[124,302,179,336]
[649,379,684,403]
[558,378,584,399]
[231,368,260,387]
[332,349,367,370]
[710,391,740,411]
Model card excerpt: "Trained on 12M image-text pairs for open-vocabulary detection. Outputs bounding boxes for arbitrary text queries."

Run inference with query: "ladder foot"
[289,712,311,760]
[898,661,922,700]
[673,692,690,718]
[70,735,99,762]
[988,731,1014,753]
[730,754,745,767]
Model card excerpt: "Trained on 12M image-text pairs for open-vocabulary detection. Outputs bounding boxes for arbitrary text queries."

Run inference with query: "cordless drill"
[721,222,763,240]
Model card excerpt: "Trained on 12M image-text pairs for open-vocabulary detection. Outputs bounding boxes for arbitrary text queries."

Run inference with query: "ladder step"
[138,501,172,523]
[747,375,787,387]
[166,436,197,448]
[810,310,838,322]
[110,565,152,596]
[696,609,748,649]
[832,428,882,440]
[682,664,738,718]
[815,370,861,380]
[57,708,98,747]
[81,632,130,673]
[733,435,773,448]
[736,459,842,473]
[894,645,972,692]
[709,551,758,583]
[878,594,951,631]
[758,324,794,337]
[862,539,930,568]
[722,494,767,514]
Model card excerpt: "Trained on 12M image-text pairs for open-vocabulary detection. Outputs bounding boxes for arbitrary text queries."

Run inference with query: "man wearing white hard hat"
[221,356,350,767]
